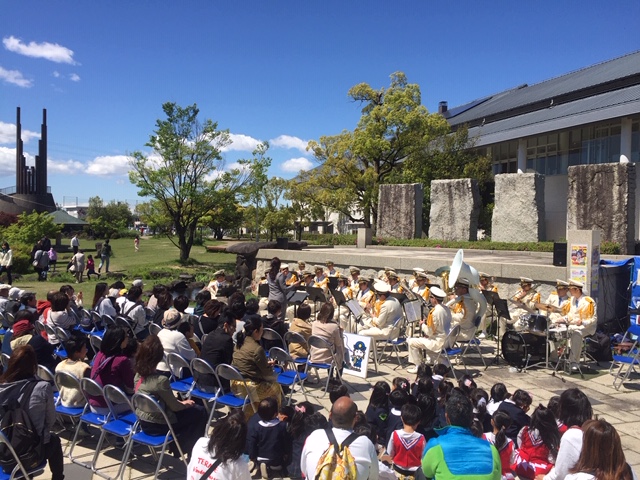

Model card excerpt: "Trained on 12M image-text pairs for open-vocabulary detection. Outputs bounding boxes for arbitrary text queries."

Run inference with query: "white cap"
[373,281,391,293]
[8,287,24,301]
[430,286,447,299]
[132,279,144,287]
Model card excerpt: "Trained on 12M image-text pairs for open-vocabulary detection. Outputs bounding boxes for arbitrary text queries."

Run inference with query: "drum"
[502,331,547,368]
[527,314,548,336]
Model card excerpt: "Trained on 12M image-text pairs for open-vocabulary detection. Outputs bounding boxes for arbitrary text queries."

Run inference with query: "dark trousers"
[139,405,207,459]
[0,266,11,285]
[45,433,65,480]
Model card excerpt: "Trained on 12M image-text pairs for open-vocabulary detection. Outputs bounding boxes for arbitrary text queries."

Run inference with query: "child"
[385,388,409,445]
[134,235,139,252]
[470,388,491,433]
[411,363,432,397]
[328,383,349,404]
[286,402,315,480]
[487,382,509,415]
[54,331,91,407]
[392,376,411,394]
[385,403,426,479]
[178,321,201,356]
[354,422,397,480]
[513,405,560,479]
[496,389,532,442]
[482,410,516,480]
[246,396,291,478]
[458,374,477,396]
[547,396,567,434]
[86,254,99,280]
[416,393,439,439]
[431,363,449,391]
[365,381,390,447]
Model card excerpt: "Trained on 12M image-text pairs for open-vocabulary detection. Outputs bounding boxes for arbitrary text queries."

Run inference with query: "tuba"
[448,249,487,322]
[435,266,451,295]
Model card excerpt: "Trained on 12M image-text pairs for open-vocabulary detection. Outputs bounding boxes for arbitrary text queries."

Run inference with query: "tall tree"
[238,142,271,241]
[305,72,450,233]
[129,102,235,261]
[86,196,134,238]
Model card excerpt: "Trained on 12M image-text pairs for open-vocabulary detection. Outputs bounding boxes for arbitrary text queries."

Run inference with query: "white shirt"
[301,427,379,480]
[156,328,197,372]
[187,437,251,480]
[544,428,583,480]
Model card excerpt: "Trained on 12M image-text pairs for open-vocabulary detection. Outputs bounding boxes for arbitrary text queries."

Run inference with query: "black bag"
[0,380,45,472]
[586,332,613,362]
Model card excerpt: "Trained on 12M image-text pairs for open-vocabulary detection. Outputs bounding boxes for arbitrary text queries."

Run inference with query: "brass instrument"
[435,266,451,295]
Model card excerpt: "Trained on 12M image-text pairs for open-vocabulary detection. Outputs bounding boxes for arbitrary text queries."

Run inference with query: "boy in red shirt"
[385,403,426,479]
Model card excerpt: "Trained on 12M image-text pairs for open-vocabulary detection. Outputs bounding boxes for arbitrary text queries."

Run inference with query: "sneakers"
[407,365,418,374]
[478,332,487,339]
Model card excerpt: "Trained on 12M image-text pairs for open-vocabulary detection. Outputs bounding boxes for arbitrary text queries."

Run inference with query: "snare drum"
[527,314,548,336]
[502,331,547,368]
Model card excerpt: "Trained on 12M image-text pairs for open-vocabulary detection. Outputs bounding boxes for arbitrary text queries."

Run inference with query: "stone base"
[492,173,545,242]
[428,179,480,241]
[376,183,423,238]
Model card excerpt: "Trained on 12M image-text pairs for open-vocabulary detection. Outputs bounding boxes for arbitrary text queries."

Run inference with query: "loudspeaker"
[553,242,567,267]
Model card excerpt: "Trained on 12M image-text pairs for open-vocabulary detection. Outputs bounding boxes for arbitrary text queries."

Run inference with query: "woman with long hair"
[310,302,344,369]
[267,256,300,322]
[0,346,64,479]
[134,335,206,459]
[0,241,12,285]
[231,314,281,419]
[565,419,635,480]
[92,281,117,318]
[89,326,135,414]
[187,409,250,479]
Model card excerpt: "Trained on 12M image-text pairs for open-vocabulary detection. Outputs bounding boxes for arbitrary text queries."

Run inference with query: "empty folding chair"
[611,323,640,390]
[306,335,342,397]
[121,393,188,478]
[166,353,194,397]
[262,327,286,353]
[269,347,309,405]
[43,324,67,359]
[68,378,108,468]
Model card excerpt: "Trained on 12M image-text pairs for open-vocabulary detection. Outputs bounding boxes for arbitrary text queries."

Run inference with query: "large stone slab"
[492,173,545,242]
[567,163,636,254]
[428,179,480,241]
[376,183,423,239]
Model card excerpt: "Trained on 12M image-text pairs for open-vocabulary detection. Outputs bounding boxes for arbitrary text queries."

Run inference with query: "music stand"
[306,287,327,320]
[327,277,339,291]
[332,289,354,331]
[287,290,309,317]
[389,292,408,304]
[258,284,269,298]
[483,291,509,366]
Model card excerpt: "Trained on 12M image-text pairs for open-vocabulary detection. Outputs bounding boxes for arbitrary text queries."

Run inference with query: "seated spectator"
[155,309,197,375]
[288,303,312,360]
[146,284,167,311]
[192,290,211,317]
[6,310,57,372]
[384,403,426,478]
[152,291,173,326]
[310,303,344,371]
[48,291,76,344]
[199,310,235,392]
[92,282,117,319]
[246,396,291,477]
[119,286,148,340]
[366,381,390,447]
[482,410,516,479]
[497,389,532,442]
[54,331,91,407]
[178,321,200,356]
[513,404,560,479]
[173,294,191,323]
[200,299,224,335]
[89,325,135,414]
[262,300,288,352]
[19,292,38,314]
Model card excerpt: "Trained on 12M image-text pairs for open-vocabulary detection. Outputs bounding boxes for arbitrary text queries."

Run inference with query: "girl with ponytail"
[482,410,516,478]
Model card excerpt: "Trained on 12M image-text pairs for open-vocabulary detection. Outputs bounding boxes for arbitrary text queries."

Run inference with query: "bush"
[301,233,357,245]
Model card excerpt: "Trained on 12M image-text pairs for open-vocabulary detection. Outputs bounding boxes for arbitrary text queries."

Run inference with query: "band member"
[313,265,329,292]
[286,270,315,321]
[281,263,298,286]
[406,287,452,372]
[446,279,478,341]
[349,266,361,289]
[544,279,571,322]
[509,277,541,319]
[478,272,497,293]
[360,281,403,341]
[383,266,396,283]
[335,274,355,332]
[296,260,307,280]
[412,271,431,302]
[325,260,340,277]
[356,276,374,309]
[553,280,597,372]
[408,268,426,289]
[206,269,228,296]
[387,271,404,293]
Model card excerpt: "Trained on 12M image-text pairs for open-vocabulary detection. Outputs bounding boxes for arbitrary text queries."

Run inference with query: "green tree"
[134,200,173,235]
[238,142,271,241]
[129,102,237,261]
[203,190,244,240]
[263,207,295,241]
[305,72,450,233]
[285,178,327,240]
[1,210,61,247]
[86,196,134,238]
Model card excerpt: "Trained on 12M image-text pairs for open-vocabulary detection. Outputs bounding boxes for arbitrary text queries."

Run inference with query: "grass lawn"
[10,236,237,301]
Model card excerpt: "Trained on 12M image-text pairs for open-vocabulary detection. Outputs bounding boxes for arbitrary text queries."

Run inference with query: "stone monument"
[567,163,635,254]
[376,183,423,239]
[428,179,480,241]
[492,173,545,243]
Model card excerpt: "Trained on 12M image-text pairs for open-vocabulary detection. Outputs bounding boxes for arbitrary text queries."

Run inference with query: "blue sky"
[1,1,638,208]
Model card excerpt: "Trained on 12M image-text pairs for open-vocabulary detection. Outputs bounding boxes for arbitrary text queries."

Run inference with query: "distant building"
[443,51,640,241]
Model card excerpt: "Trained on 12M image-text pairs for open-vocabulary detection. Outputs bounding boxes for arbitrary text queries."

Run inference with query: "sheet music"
[346,299,365,318]
[403,300,423,323]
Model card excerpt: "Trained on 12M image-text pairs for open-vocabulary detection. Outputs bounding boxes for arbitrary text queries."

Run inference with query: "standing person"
[70,249,86,283]
[266,257,300,323]
[33,242,50,281]
[48,247,58,273]
[134,235,140,252]
[0,241,13,285]
[301,396,379,480]
[70,233,80,254]
[0,345,65,480]
[98,239,112,274]
[85,254,99,280]
[565,419,636,480]
[422,392,501,480]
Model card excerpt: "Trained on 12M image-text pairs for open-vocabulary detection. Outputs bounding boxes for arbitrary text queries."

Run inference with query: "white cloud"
[281,157,313,173]
[69,73,80,82]
[3,36,76,64]
[222,133,261,152]
[0,66,32,87]
[49,158,85,174]
[270,135,308,152]
[0,122,40,145]
[53,71,60,78]
[0,147,15,176]
[86,155,130,176]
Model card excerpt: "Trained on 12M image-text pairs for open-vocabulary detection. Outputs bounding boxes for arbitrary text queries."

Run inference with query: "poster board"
[342,333,372,379]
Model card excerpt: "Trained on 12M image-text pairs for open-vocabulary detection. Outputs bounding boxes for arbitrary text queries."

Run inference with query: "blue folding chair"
[215,364,255,414]
[269,347,309,405]
[190,358,222,436]
[93,385,137,480]
[53,371,85,428]
[610,323,640,390]
[166,353,194,397]
[121,393,188,478]
[68,378,108,468]
[306,335,342,397]
[44,324,67,359]
[0,430,47,480]
[434,324,464,380]
[284,331,309,367]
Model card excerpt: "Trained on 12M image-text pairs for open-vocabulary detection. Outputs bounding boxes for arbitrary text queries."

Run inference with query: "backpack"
[102,244,111,256]
[586,332,613,362]
[0,380,45,472]
[314,428,359,480]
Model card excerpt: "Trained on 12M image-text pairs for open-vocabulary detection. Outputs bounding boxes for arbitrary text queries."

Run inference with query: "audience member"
[513,404,560,479]
[365,380,390,447]
[288,303,312,360]
[246,396,291,477]
[310,302,344,373]
[155,309,197,375]
[497,389,532,442]
[385,403,426,478]
[54,331,91,407]
[199,310,236,391]
[7,310,57,371]
[119,286,148,340]
[47,291,76,344]
[482,410,516,479]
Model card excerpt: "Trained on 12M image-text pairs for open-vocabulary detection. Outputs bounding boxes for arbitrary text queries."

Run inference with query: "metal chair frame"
[284,330,309,366]
[376,316,407,370]
[610,324,640,390]
[306,335,342,397]
[434,324,465,380]
[215,363,255,415]
[189,358,222,436]
[147,322,162,336]
[262,327,287,352]
[53,371,87,433]
[269,347,309,404]
[0,430,47,480]
[68,378,108,468]
[165,353,194,397]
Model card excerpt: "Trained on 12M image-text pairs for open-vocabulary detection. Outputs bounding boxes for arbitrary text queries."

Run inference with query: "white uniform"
[407,303,452,365]
[360,296,403,340]
[556,294,597,363]
[447,294,478,341]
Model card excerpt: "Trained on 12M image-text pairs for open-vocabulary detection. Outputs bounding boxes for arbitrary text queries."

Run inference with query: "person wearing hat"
[553,280,597,371]
[284,271,316,321]
[412,271,431,302]
[313,265,329,292]
[155,308,197,375]
[334,274,355,332]
[508,277,541,328]
[386,271,404,293]
[544,280,571,322]
[4,286,24,315]
[478,273,498,293]
[0,283,9,313]
[281,263,298,286]
[5,310,57,372]
[408,267,426,290]
[325,260,340,277]
[356,276,374,311]
[296,261,306,280]
[446,279,479,341]
[406,286,452,373]
[267,257,302,323]
[207,270,229,297]
[359,281,403,341]
[348,266,361,289]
